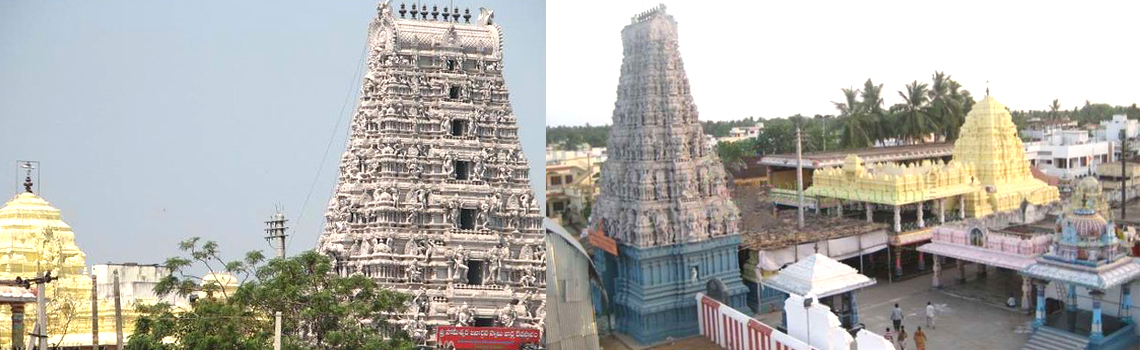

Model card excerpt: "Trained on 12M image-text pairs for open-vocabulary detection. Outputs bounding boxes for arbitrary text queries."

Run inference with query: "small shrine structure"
[1019,191,1140,350]
[917,221,1052,311]
[762,253,876,329]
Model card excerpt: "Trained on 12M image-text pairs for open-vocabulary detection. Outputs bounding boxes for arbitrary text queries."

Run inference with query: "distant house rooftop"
[759,142,954,170]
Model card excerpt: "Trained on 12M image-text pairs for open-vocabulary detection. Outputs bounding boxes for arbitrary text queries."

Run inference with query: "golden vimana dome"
[0,192,86,276]
[0,191,138,348]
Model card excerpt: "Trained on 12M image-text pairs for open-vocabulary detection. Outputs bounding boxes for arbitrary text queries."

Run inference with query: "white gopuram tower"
[316,2,545,346]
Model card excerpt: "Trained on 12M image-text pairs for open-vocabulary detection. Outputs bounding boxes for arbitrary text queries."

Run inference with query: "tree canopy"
[127,238,413,350]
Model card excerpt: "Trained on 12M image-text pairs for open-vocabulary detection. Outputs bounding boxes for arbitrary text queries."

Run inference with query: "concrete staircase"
[1022,327,1088,350]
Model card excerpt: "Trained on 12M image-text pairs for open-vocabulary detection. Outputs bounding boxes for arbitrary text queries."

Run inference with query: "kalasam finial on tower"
[19,161,36,193]
[399,3,407,17]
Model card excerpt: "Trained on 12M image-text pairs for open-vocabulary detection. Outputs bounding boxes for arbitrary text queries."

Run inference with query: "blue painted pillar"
[1034,281,1046,329]
[1123,282,1133,324]
[1067,284,1078,312]
[781,306,788,330]
[850,290,860,326]
[1091,290,1105,341]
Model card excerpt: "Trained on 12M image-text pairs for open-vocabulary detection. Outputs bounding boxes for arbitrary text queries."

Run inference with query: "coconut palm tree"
[835,87,873,149]
[891,81,935,144]
[859,79,887,144]
[1049,99,1062,120]
[928,71,965,141]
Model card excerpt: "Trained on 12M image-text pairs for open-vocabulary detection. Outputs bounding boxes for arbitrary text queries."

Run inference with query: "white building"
[1025,129,1114,180]
[1020,119,1078,141]
[92,263,189,306]
[1096,114,1140,159]
[546,146,607,165]
[1096,114,1139,143]
[718,123,764,143]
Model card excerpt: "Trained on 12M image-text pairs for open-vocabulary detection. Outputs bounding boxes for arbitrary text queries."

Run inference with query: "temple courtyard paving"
[600,265,1034,350]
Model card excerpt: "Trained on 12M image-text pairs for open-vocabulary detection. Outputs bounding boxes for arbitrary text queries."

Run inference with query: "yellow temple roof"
[805,95,1059,215]
[0,192,73,230]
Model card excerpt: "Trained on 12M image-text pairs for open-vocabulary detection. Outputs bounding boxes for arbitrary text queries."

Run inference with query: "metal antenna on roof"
[986,80,990,96]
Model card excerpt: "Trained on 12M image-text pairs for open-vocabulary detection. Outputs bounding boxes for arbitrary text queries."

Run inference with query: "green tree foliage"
[927,72,968,141]
[716,138,758,171]
[546,124,610,149]
[835,87,873,149]
[700,117,761,137]
[128,238,412,350]
[547,72,1137,158]
[1011,100,1140,127]
[890,80,935,143]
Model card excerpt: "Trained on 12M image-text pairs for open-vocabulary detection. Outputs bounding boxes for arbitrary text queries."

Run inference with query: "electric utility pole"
[91,274,98,350]
[1122,130,1129,220]
[114,271,122,349]
[265,211,289,350]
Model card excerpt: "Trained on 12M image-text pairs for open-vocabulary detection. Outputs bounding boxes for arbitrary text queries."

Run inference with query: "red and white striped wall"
[696,293,815,350]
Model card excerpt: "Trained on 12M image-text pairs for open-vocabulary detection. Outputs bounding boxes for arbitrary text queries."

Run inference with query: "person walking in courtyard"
[914,326,927,350]
[883,328,894,344]
[925,301,935,329]
[891,303,904,331]
[897,325,908,350]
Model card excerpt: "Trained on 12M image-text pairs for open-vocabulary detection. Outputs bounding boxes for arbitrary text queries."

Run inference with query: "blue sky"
[0,1,545,266]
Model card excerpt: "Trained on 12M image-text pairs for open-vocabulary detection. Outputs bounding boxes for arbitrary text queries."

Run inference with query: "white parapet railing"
[696,292,813,350]
[696,292,896,350]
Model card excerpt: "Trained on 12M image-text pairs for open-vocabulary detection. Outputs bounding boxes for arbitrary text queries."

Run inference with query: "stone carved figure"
[405,258,422,282]
[455,302,473,326]
[487,244,504,283]
[451,245,469,282]
[442,152,455,177]
[497,304,518,327]
[518,268,537,287]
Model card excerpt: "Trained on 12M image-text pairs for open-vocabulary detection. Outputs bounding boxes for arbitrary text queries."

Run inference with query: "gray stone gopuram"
[590,4,748,345]
[315,2,545,347]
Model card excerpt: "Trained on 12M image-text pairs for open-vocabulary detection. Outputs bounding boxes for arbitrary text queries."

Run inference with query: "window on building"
[450,119,467,136]
[1030,159,1036,166]
[1056,158,1067,169]
[449,86,460,99]
[459,208,475,229]
[1071,158,1079,168]
[565,175,574,184]
[455,161,470,180]
[1081,157,1088,167]
[551,201,566,213]
[466,260,484,285]
[550,176,563,186]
